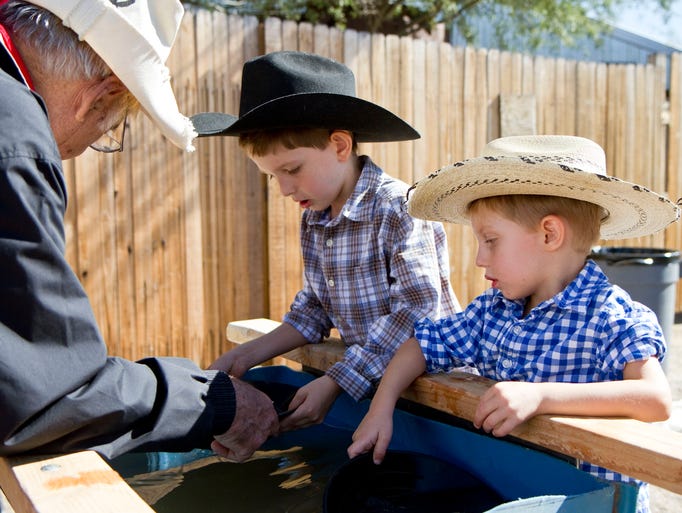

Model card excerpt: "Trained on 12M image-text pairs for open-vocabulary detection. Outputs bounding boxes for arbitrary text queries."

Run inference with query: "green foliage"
[182,0,673,50]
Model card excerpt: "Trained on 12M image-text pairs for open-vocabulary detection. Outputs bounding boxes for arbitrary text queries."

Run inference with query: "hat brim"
[35,0,196,152]
[407,156,680,240]
[192,93,420,142]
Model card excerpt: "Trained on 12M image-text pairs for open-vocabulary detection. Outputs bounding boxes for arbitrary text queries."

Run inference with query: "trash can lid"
[590,246,680,265]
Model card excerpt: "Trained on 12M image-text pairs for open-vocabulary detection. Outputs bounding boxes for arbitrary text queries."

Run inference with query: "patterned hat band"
[407,135,680,240]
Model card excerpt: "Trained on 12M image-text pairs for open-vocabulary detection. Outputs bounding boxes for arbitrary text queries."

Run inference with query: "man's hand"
[212,377,278,461]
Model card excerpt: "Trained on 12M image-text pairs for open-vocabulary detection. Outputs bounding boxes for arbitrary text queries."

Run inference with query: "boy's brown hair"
[468,195,603,253]
[239,128,358,157]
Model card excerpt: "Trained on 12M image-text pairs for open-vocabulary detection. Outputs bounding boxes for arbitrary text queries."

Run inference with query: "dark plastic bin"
[590,247,680,372]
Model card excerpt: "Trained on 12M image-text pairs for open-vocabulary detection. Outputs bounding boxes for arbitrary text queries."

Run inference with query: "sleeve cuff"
[206,370,236,435]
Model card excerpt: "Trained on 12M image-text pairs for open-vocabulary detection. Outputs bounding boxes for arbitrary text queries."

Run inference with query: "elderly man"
[0,0,277,461]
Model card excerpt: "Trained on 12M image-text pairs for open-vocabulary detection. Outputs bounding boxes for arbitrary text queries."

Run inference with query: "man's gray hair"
[0,1,110,80]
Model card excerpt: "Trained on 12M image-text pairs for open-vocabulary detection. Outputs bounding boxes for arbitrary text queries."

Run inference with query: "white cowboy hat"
[32,0,197,152]
[407,135,681,239]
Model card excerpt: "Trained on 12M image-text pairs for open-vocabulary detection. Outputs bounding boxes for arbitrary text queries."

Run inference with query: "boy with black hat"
[193,51,460,430]
[347,135,681,513]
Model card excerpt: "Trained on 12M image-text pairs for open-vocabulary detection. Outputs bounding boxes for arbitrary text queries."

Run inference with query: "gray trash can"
[590,247,680,373]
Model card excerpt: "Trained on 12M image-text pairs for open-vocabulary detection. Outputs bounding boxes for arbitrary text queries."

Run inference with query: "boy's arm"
[474,356,672,437]
[347,337,426,463]
[328,219,458,400]
[209,322,307,376]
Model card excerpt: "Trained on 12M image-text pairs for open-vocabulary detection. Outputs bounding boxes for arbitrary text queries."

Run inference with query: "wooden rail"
[228,318,682,495]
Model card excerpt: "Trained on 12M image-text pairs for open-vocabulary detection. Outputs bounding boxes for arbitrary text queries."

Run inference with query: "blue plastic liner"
[112,366,637,513]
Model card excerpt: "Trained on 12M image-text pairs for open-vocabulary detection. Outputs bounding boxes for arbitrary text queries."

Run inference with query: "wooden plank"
[399,36,415,182]
[229,15,267,323]
[411,39,426,182]
[370,32,388,169]
[667,54,682,313]
[113,127,138,359]
[227,318,682,494]
[575,60,595,140]
[176,13,206,364]
[500,93,537,136]
[194,8,220,361]
[486,48,501,142]
[423,40,440,176]
[99,155,121,355]
[650,55,669,250]
[538,56,558,135]
[328,27,344,63]
[384,34,402,180]
[313,23,330,55]
[262,17,289,322]
[521,53,534,95]
[297,21,313,51]
[562,59,577,136]
[0,452,153,513]
[435,42,453,169]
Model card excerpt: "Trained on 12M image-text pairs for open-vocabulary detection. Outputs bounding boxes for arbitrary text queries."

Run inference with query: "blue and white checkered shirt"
[415,259,665,512]
[284,157,460,401]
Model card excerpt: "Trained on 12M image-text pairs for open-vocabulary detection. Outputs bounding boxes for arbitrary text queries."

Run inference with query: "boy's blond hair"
[468,195,603,253]
[239,128,358,157]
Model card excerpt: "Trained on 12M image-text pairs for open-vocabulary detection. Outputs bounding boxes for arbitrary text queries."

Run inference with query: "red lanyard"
[0,10,35,89]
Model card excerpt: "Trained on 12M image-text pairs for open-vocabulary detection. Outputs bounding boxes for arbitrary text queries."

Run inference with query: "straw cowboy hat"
[407,135,681,239]
[33,0,197,151]
[191,50,420,143]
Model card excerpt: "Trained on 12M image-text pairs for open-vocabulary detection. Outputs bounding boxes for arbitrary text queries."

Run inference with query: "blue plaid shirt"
[415,259,665,511]
[284,157,460,401]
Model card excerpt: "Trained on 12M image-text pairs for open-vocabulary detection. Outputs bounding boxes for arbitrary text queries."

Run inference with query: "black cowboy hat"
[191,51,420,143]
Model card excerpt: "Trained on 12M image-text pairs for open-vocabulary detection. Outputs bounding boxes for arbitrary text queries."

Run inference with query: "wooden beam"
[0,451,153,513]
[228,318,682,495]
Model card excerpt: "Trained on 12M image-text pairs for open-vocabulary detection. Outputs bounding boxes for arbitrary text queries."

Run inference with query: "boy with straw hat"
[193,50,461,431]
[348,135,680,513]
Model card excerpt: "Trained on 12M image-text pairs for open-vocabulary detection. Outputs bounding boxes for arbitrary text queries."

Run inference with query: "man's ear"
[74,75,126,122]
[329,130,354,161]
[540,214,566,250]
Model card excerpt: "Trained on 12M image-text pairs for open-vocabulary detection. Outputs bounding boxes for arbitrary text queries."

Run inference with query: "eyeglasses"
[90,114,127,153]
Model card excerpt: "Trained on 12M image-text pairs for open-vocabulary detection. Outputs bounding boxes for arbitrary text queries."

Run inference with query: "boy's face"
[249,133,356,216]
[471,205,553,306]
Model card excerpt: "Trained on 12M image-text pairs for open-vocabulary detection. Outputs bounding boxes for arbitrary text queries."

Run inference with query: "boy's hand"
[278,375,341,431]
[474,381,542,437]
[347,409,393,464]
[209,346,251,377]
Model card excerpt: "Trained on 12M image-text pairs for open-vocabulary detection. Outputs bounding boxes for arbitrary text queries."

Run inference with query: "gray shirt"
[0,42,234,459]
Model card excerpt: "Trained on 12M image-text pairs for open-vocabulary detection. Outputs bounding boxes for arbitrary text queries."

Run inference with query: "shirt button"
[502,359,512,369]
[327,279,335,287]
[326,238,333,247]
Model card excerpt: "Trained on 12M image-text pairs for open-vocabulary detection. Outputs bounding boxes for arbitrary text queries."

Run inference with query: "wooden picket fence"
[63,10,682,367]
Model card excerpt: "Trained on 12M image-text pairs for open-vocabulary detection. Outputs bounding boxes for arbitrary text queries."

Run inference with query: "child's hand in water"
[347,405,394,464]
